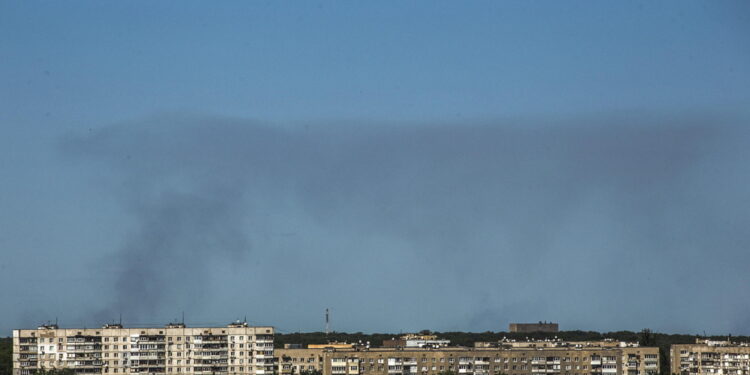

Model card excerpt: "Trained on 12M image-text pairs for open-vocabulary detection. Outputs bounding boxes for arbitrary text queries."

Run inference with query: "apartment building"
[276,341,659,375]
[276,348,325,375]
[671,339,750,375]
[13,322,275,375]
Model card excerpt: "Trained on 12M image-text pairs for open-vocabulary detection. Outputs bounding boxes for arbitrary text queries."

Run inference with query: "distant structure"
[509,321,559,333]
[13,321,274,375]
[382,333,450,348]
[325,308,330,335]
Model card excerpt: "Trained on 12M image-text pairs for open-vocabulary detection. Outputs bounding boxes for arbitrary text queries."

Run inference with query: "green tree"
[639,329,655,347]
[0,337,12,375]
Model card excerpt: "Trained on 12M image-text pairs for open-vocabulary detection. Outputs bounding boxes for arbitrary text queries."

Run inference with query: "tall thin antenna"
[325,308,330,336]
[182,312,185,325]
[119,313,122,326]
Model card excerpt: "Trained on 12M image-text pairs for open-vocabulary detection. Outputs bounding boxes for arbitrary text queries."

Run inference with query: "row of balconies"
[67,337,102,343]
[67,345,103,351]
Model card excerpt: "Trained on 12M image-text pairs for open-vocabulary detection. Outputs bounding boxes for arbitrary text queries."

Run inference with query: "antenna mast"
[325,308,330,336]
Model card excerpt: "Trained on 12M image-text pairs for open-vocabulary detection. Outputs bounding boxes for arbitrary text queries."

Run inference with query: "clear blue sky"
[1,1,749,335]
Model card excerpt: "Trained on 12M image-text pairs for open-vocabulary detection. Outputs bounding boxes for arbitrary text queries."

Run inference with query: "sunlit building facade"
[13,323,274,375]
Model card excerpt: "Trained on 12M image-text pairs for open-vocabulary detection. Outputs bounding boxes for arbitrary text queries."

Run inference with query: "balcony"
[137,355,166,360]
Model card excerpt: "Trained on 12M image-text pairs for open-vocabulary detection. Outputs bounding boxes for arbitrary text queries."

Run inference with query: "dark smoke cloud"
[61,113,750,333]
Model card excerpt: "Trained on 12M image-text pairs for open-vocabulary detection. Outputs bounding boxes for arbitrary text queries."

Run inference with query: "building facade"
[13,323,274,375]
[276,341,659,375]
[276,348,325,375]
[671,340,750,375]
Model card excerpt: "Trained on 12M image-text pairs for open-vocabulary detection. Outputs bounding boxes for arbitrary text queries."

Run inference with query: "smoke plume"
[61,112,750,333]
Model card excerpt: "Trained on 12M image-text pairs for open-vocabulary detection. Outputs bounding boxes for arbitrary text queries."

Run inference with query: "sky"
[1,1,749,336]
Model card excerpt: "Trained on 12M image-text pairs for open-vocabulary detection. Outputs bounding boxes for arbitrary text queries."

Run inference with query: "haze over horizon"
[1,1,749,336]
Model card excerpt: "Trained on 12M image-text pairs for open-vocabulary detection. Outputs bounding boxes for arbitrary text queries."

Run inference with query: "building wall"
[276,349,325,375]
[670,342,750,375]
[277,344,659,375]
[13,324,274,375]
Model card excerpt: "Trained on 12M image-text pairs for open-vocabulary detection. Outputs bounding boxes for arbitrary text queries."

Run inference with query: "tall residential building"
[13,322,274,375]
[671,339,750,375]
[276,341,659,375]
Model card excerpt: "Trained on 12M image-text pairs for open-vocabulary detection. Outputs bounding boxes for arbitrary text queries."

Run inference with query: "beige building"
[671,339,750,375]
[13,322,274,375]
[276,341,659,375]
[276,348,326,375]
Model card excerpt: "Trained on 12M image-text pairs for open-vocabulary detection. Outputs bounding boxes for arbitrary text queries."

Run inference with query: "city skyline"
[2,1,750,336]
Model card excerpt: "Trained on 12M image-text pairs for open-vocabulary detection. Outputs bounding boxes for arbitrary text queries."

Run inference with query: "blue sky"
[1,1,749,335]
